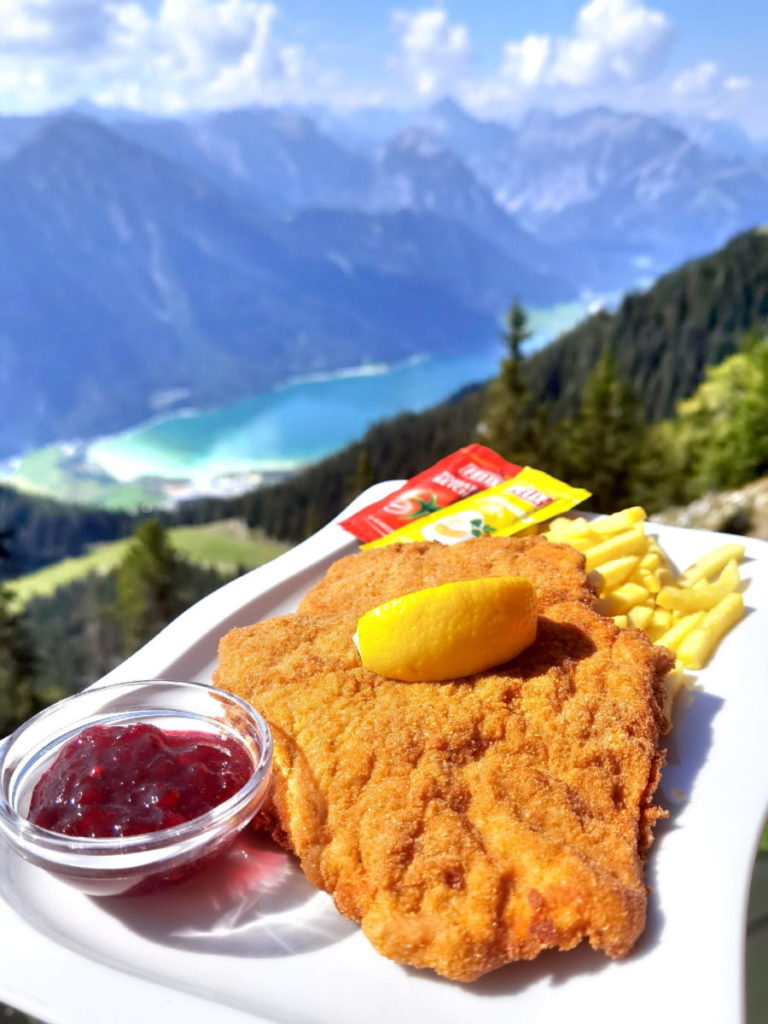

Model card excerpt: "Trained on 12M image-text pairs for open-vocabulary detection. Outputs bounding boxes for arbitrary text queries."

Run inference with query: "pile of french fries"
[542,507,746,677]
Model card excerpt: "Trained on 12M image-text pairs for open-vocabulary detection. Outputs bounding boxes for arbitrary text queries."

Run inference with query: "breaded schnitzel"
[298,535,595,618]
[214,539,672,981]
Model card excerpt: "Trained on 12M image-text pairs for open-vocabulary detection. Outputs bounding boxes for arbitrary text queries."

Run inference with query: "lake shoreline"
[2,302,590,511]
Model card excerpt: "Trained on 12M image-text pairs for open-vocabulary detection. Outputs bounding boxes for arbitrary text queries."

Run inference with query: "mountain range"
[1,98,768,458]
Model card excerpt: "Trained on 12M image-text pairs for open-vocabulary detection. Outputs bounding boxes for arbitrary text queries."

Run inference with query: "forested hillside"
[5,227,768,575]
[0,485,133,579]
[0,518,240,725]
[524,228,768,420]
[174,228,768,540]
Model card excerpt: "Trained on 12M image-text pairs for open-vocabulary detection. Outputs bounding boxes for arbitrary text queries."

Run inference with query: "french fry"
[633,567,662,594]
[640,551,661,571]
[663,663,689,718]
[587,506,647,535]
[556,533,596,553]
[656,560,740,612]
[594,555,641,592]
[644,538,676,585]
[646,608,673,641]
[676,593,746,669]
[584,526,648,571]
[542,506,747,676]
[597,581,652,616]
[677,543,746,587]
[546,516,591,537]
[627,605,653,630]
[656,611,707,652]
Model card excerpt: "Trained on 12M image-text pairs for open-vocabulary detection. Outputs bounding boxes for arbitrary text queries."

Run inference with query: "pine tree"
[347,444,376,503]
[0,584,40,735]
[303,501,322,538]
[115,518,187,656]
[0,525,42,734]
[478,302,538,464]
[559,351,649,512]
[629,419,691,512]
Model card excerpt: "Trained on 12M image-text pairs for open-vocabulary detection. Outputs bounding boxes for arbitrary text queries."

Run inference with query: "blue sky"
[0,0,766,136]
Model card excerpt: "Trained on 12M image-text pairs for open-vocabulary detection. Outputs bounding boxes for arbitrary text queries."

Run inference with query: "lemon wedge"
[356,576,537,682]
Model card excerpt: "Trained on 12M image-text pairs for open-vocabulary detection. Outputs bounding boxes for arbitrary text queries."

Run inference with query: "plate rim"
[0,483,766,1023]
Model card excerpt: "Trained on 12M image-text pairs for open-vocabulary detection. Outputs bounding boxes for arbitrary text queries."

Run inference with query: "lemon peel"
[356,576,537,682]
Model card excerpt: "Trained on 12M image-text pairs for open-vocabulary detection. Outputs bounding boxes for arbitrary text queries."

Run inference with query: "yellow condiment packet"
[362,467,591,549]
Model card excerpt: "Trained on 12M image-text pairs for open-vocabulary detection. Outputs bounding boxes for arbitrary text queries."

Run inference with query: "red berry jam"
[29,723,253,838]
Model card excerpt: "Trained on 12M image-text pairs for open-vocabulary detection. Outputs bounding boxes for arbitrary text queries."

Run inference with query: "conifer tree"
[303,501,322,539]
[348,444,376,501]
[629,419,690,512]
[478,302,538,463]
[115,518,186,656]
[0,584,40,735]
[559,351,648,511]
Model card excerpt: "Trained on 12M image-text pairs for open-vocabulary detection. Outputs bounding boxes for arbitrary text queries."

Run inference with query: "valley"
[1,302,587,509]
[2,98,767,470]
[7,519,288,605]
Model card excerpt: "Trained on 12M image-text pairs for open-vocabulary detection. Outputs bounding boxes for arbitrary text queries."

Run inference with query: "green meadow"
[8,520,290,604]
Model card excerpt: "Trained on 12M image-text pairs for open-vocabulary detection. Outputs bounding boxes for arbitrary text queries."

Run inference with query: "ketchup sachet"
[340,445,522,543]
[361,466,591,548]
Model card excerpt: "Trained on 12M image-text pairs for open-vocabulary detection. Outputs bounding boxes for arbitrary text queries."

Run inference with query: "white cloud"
[0,0,309,112]
[391,8,470,98]
[670,61,753,107]
[498,0,671,91]
[503,35,552,88]
[109,0,305,110]
[455,0,760,137]
[671,61,719,97]
[0,0,116,54]
[0,0,760,137]
[665,61,757,129]
[724,75,751,93]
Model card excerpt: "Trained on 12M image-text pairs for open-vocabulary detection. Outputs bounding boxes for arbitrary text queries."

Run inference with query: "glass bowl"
[0,680,273,896]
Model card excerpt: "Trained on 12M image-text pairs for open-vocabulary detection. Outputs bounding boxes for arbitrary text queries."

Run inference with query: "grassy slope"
[10,446,161,511]
[8,519,289,603]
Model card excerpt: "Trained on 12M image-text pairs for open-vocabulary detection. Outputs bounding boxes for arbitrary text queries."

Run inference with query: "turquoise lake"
[87,303,588,482]
[88,351,500,480]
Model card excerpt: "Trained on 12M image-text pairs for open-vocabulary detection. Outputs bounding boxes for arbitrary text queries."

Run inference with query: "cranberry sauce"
[29,722,253,838]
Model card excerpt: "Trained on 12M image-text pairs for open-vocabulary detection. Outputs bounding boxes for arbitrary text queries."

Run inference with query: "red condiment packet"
[340,445,522,543]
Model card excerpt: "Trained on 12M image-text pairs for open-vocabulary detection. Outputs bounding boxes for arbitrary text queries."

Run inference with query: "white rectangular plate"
[1,482,766,1024]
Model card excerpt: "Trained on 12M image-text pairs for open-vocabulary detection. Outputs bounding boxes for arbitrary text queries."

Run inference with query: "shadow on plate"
[637,685,723,957]
[404,941,611,997]
[658,686,723,824]
[96,831,356,958]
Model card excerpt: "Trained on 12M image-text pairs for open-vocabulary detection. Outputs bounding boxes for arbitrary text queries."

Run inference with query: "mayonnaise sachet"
[362,466,590,549]
[340,444,521,543]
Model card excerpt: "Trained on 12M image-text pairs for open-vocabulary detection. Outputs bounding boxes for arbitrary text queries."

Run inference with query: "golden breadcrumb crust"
[214,538,672,981]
